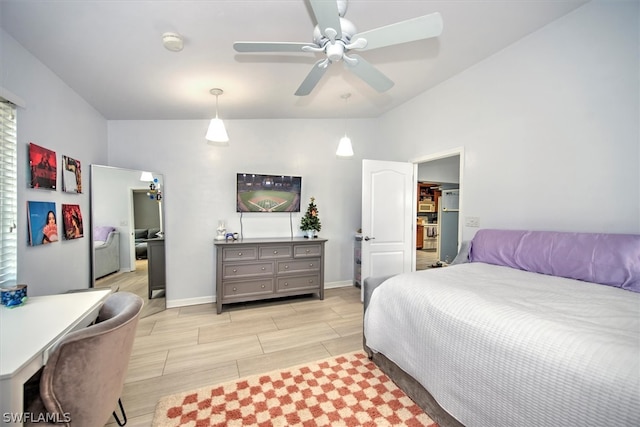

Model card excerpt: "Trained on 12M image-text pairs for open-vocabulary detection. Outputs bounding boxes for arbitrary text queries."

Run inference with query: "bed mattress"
[364,262,640,426]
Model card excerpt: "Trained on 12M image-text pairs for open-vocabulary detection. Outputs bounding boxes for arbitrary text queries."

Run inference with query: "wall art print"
[27,201,58,246]
[29,143,57,190]
[62,155,82,193]
[61,204,84,240]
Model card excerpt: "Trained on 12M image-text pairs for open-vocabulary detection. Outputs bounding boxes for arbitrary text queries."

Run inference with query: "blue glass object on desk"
[1,284,28,308]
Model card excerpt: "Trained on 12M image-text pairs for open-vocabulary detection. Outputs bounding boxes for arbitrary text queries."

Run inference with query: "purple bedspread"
[469,229,640,292]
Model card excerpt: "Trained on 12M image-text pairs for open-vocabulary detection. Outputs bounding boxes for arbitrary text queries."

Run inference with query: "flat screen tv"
[236,173,302,212]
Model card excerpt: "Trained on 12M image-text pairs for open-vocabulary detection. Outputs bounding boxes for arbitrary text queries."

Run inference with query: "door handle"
[364,236,376,241]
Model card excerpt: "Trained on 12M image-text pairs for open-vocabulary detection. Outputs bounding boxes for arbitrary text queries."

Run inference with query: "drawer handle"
[284,265,289,269]
[309,279,314,283]
[284,282,289,287]
[261,284,265,288]
[238,252,243,256]
[305,249,310,253]
[273,250,278,254]
[232,268,237,273]
[232,287,237,292]
[309,263,314,267]
[261,267,266,271]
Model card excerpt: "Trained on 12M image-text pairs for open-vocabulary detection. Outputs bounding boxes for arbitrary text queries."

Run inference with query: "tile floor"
[105,286,363,427]
[416,249,439,270]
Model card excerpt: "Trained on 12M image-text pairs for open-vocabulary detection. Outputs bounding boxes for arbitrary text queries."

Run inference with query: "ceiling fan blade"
[344,54,394,93]
[309,0,342,40]
[353,12,443,51]
[295,60,330,96]
[233,42,313,53]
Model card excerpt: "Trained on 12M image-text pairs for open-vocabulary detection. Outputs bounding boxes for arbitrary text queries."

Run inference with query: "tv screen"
[236,173,302,212]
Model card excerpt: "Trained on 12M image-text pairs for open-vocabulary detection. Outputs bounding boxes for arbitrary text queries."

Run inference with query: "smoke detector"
[162,32,184,52]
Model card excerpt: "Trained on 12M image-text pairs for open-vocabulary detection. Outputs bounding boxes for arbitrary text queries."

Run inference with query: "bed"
[363,229,640,427]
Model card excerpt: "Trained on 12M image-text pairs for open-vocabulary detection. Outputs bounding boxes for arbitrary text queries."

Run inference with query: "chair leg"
[112,398,127,426]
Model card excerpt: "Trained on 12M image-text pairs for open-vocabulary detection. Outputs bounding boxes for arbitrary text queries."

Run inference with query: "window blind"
[0,99,17,288]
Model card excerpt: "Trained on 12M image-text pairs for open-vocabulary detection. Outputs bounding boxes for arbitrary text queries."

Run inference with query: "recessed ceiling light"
[162,32,184,52]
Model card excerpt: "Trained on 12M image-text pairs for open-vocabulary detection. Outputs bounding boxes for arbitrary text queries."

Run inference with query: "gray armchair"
[25,292,143,427]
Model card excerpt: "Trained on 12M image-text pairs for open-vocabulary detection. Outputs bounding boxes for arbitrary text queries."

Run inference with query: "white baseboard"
[166,295,215,309]
[325,280,353,289]
[166,281,355,309]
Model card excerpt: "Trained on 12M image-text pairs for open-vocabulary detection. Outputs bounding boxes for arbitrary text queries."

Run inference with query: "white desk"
[0,289,111,422]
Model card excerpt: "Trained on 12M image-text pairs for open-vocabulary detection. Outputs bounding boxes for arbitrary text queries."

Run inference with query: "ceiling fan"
[233,0,443,96]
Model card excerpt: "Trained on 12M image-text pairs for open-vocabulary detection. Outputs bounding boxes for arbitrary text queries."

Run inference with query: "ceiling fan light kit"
[233,0,443,96]
[206,88,229,144]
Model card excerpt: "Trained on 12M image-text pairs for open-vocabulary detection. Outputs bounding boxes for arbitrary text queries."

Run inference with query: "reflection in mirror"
[90,165,166,318]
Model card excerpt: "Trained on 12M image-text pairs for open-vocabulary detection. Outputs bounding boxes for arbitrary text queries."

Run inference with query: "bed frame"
[362,273,463,426]
[364,341,464,427]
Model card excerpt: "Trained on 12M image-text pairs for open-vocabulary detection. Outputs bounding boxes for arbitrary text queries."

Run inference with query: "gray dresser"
[146,238,166,299]
[214,237,327,314]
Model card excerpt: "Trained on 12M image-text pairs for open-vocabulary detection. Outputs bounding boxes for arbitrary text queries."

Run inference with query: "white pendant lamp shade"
[140,171,154,182]
[206,117,229,142]
[206,88,229,143]
[336,135,354,157]
[336,93,354,157]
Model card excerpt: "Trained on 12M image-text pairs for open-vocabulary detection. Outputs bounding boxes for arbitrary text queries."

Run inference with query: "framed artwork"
[62,204,84,240]
[29,143,57,190]
[27,201,58,246]
[62,155,82,193]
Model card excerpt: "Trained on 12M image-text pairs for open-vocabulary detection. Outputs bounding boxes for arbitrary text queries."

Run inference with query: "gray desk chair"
[25,292,143,427]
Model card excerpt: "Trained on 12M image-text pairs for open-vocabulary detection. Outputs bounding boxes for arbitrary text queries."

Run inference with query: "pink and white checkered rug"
[152,351,437,426]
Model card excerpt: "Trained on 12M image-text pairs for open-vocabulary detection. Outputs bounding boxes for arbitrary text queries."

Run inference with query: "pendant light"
[140,171,154,182]
[336,93,354,157]
[206,88,229,144]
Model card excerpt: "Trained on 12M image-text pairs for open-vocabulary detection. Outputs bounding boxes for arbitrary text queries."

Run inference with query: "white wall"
[4,0,638,302]
[380,1,639,239]
[107,118,374,305]
[1,28,108,296]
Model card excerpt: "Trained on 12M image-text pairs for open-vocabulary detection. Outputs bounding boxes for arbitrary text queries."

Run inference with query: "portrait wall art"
[61,204,84,240]
[62,155,82,193]
[29,143,57,190]
[27,201,58,246]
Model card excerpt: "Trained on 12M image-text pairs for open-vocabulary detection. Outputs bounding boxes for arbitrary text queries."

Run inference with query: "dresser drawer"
[277,258,320,274]
[222,246,257,261]
[259,245,293,259]
[223,279,274,298]
[277,275,320,292]
[294,244,322,258]
[223,262,273,279]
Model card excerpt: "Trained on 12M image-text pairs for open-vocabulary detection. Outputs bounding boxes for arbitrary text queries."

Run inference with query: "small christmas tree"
[300,197,321,235]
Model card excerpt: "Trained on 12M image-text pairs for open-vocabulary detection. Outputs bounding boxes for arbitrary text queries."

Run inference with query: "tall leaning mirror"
[90,165,166,318]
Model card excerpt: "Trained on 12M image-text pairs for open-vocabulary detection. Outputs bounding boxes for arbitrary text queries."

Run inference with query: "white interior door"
[361,159,415,299]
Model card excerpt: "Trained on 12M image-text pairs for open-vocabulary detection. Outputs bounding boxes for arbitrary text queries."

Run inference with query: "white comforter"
[364,262,640,427]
